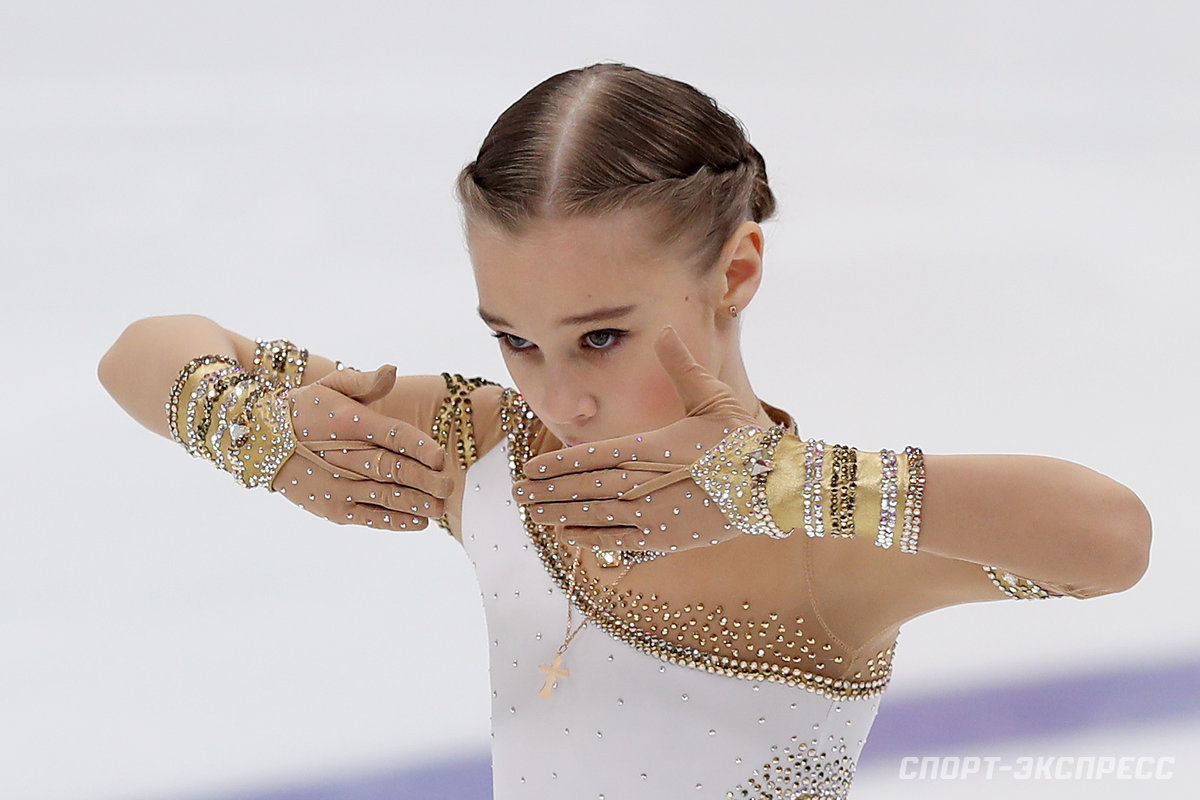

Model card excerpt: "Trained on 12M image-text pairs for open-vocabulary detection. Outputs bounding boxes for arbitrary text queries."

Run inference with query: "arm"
[760,442,1152,639]
[783,457,1149,661]
[761,434,1151,599]
[909,453,1151,596]
[747,441,1153,658]
[97,314,343,438]
[98,314,511,544]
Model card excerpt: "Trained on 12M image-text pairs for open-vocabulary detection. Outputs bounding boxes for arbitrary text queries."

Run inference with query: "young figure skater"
[99,62,1152,799]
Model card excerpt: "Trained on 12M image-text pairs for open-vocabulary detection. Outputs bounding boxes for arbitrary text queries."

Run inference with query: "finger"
[557,526,649,550]
[609,466,695,500]
[653,326,753,421]
[291,476,444,518]
[653,325,719,415]
[315,364,397,402]
[522,417,717,479]
[522,434,690,480]
[556,526,602,548]
[526,498,635,528]
[515,463,695,504]
[318,445,454,499]
[343,478,447,518]
[523,438,646,480]
[344,502,430,532]
[514,467,646,503]
[530,497,694,546]
[291,491,429,532]
[381,422,448,471]
[299,385,446,471]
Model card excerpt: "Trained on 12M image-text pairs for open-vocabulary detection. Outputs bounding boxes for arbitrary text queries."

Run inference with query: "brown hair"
[455,62,776,275]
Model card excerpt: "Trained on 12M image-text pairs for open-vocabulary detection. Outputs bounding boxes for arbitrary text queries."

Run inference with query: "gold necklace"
[538,545,633,698]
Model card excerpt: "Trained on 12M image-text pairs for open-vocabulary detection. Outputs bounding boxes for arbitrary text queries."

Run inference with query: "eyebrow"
[477,303,638,328]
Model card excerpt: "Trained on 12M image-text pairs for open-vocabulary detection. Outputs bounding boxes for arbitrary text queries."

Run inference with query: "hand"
[271,365,455,531]
[510,325,765,553]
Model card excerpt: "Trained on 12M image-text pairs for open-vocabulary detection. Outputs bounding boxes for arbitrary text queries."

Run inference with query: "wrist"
[166,347,300,492]
[252,338,309,389]
[689,424,926,553]
[765,433,925,552]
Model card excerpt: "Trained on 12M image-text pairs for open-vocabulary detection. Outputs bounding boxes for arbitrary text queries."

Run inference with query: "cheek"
[626,363,686,425]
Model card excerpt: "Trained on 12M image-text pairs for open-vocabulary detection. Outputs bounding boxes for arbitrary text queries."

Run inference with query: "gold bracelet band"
[227,377,272,485]
[802,437,826,537]
[211,373,274,475]
[691,424,926,553]
[233,384,298,490]
[827,444,858,538]
[166,355,240,453]
[253,338,309,389]
[168,349,299,492]
[898,446,926,554]
[192,366,252,462]
[875,448,900,549]
[689,424,796,539]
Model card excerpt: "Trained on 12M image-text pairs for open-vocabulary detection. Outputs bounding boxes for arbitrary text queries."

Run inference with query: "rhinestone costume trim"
[726,740,857,800]
[252,338,308,390]
[499,388,895,701]
[983,566,1061,600]
[430,372,502,534]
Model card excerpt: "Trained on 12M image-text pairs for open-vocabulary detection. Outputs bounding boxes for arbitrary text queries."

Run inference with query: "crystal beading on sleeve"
[252,337,309,389]
[690,423,927,553]
[166,350,298,492]
[690,423,1064,597]
[429,372,502,534]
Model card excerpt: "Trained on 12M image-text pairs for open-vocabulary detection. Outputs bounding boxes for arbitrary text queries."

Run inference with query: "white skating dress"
[456,389,894,799]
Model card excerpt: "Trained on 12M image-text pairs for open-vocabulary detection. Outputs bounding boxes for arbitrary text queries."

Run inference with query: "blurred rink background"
[1,1,1196,797]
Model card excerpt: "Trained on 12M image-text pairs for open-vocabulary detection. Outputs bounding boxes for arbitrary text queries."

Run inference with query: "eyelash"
[490,329,628,358]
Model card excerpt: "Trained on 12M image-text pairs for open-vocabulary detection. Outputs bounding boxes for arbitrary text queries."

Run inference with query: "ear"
[713,221,764,314]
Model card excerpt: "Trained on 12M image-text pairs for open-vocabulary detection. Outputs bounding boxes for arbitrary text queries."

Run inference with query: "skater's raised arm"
[98,313,531,544]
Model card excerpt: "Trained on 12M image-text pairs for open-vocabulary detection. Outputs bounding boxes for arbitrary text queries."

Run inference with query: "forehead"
[469,212,688,318]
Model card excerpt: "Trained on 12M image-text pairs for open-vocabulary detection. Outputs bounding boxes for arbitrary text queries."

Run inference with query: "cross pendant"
[538,653,569,698]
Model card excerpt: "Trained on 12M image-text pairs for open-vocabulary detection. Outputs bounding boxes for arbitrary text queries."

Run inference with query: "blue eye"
[583,330,623,351]
[491,332,533,351]
[490,329,627,357]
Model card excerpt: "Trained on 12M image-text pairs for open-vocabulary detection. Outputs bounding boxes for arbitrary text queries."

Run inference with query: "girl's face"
[468,211,725,448]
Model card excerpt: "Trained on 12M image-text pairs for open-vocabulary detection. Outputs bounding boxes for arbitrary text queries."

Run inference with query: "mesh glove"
[510,325,767,555]
[271,364,455,531]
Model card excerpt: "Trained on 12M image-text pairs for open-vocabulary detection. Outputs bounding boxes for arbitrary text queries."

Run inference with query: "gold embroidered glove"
[250,337,309,390]
[166,354,298,489]
[511,325,927,557]
[274,365,455,530]
[511,325,778,561]
[693,425,927,552]
[166,341,453,531]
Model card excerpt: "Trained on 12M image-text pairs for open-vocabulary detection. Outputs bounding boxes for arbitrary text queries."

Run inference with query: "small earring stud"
[730,305,739,318]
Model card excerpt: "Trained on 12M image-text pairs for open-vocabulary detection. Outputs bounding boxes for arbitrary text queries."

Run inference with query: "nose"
[539,369,597,428]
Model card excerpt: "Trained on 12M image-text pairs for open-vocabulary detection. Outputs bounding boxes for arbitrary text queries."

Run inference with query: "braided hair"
[456,62,776,276]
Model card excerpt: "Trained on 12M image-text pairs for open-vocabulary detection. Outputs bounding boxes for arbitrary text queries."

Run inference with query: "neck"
[715,332,777,431]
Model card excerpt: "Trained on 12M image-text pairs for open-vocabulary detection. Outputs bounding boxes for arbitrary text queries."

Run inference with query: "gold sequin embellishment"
[430,372,501,534]
[499,388,896,701]
[252,338,308,389]
[984,566,1062,600]
[727,740,857,800]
